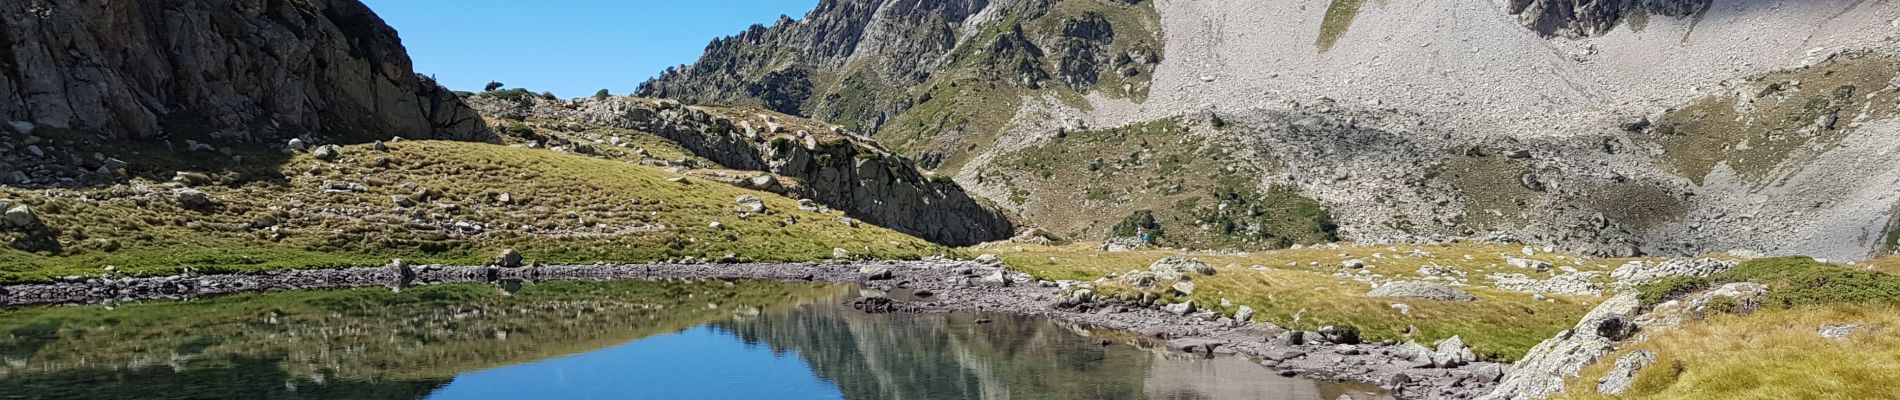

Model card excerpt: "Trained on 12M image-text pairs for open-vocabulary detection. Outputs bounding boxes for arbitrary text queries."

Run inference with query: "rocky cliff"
[468,95,1015,246]
[0,0,487,141]
[638,0,1162,170]
[644,0,1900,261]
[1507,0,1714,37]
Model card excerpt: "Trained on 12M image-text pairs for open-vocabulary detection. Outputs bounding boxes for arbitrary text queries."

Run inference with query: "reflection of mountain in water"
[711,297,1154,400]
[711,290,1378,400]
[0,281,836,399]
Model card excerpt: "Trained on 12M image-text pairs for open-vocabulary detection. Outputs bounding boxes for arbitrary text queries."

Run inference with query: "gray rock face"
[1595,350,1655,396]
[1365,281,1479,302]
[1507,0,1713,38]
[1479,292,1642,400]
[0,0,490,141]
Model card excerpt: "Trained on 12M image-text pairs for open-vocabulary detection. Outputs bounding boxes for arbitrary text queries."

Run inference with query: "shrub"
[594,89,612,99]
[1716,256,1900,308]
[1637,276,1712,308]
[1636,256,1900,309]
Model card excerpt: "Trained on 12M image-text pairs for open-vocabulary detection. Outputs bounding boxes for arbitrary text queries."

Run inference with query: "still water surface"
[0,280,1385,399]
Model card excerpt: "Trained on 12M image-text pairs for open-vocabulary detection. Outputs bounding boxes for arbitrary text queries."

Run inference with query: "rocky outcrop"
[468,96,1013,246]
[1506,0,1714,38]
[637,0,1011,120]
[0,0,489,141]
[1366,281,1479,302]
[1479,292,1642,400]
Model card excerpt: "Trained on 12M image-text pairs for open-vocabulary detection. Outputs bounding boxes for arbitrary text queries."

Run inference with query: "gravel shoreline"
[0,260,1499,399]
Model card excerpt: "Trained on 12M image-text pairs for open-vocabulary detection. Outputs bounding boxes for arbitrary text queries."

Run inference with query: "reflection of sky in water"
[426,326,843,400]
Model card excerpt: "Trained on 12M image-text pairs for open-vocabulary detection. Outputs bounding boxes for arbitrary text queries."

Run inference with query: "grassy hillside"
[982,118,1337,250]
[0,141,947,283]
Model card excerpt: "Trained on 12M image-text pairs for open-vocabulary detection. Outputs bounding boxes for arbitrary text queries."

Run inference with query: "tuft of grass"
[0,141,948,283]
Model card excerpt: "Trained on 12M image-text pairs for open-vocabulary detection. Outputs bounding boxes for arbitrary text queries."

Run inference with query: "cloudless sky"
[363,0,819,98]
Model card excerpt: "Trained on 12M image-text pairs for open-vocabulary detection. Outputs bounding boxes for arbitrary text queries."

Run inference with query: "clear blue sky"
[363,0,819,98]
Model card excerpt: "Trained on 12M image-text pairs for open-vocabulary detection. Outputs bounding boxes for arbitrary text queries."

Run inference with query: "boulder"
[1150,257,1211,281]
[1505,256,1552,271]
[1433,336,1476,367]
[388,259,416,288]
[311,144,341,161]
[495,249,524,268]
[1162,301,1197,315]
[287,138,308,151]
[735,195,767,213]
[4,205,40,228]
[832,247,850,259]
[1234,305,1256,323]
[1819,324,1862,340]
[1171,280,1196,296]
[7,121,34,135]
[860,265,894,280]
[173,171,213,185]
[1120,271,1158,288]
[974,253,1000,265]
[797,198,822,212]
[174,188,213,208]
[1318,325,1360,344]
[1396,341,1437,368]
[1596,350,1655,396]
[1273,330,1305,347]
[1366,281,1479,302]
[978,269,1011,287]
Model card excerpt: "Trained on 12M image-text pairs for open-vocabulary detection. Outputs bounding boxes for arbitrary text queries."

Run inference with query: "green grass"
[983,242,1630,361]
[1559,304,1900,400]
[1636,256,1900,309]
[0,141,948,283]
[1317,0,1367,52]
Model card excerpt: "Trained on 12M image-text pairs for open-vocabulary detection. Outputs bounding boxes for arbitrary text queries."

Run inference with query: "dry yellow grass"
[980,241,1644,360]
[1560,304,1900,400]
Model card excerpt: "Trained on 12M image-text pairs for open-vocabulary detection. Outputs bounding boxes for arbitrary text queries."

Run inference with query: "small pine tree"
[484,81,504,91]
[594,89,612,99]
